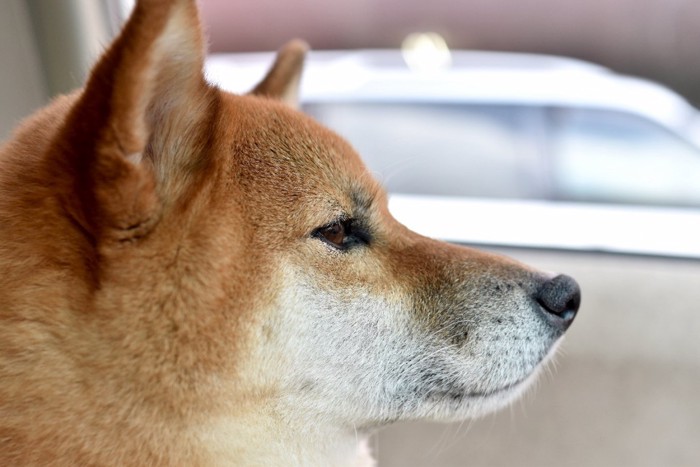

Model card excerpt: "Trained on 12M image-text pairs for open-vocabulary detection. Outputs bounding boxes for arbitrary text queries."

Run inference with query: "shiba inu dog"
[0,0,580,465]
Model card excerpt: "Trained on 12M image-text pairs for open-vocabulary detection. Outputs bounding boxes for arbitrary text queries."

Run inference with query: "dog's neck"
[196,411,376,466]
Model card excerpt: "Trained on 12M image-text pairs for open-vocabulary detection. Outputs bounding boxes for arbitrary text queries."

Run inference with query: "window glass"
[551,108,700,207]
[304,103,546,199]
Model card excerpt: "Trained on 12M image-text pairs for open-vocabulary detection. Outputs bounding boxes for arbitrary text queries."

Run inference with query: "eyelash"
[312,218,370,251]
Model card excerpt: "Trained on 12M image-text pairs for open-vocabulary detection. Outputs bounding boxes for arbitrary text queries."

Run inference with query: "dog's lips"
[476,374,533,399]
[425,373,533,405]
[466,373,533,400]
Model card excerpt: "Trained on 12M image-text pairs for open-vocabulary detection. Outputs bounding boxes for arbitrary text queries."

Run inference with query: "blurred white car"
[206,49,700,258]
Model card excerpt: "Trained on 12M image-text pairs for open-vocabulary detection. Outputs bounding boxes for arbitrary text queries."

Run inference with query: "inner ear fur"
[250,40,309,109]
[51,0,215,243]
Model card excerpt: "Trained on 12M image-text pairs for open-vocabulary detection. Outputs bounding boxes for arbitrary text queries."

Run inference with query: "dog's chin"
[466,336,565,418]
[465,369,541,418]
[421,342,563,423]
[416,368,538,423]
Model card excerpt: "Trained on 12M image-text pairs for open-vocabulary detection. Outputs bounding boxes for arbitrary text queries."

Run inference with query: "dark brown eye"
[313,218,370,251]
[318,221,346,248]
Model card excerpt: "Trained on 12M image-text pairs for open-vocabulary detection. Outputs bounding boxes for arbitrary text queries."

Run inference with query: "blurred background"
[1,1,699,466]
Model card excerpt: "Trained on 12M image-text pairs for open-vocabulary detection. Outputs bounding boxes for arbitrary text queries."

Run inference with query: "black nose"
[535,274,581,330]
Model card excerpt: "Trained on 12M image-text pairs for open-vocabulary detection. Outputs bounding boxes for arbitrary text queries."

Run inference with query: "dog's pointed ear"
[54,0,215,243]
[250,40,308,108]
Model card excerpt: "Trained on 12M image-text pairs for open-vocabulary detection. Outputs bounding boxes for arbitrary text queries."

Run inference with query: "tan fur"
[0,1,578,465]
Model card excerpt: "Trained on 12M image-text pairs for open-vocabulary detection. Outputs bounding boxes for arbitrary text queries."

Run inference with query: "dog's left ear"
[250,40,308,109]
[53,0,214,243]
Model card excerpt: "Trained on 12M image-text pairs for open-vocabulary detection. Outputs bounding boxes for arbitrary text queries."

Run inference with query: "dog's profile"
[0,0,580,465]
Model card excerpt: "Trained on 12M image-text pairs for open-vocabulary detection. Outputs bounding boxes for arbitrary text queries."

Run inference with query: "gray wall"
[0,0,47,141]
[0,0,125,141]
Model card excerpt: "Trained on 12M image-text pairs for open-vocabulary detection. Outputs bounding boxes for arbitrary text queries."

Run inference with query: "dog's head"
[0,0,580,463]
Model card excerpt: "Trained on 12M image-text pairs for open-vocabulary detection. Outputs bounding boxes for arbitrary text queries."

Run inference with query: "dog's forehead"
[217,93,381,214]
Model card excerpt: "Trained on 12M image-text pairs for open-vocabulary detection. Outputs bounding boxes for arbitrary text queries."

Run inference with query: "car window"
[304,103,547,199]
[550,107,700,207]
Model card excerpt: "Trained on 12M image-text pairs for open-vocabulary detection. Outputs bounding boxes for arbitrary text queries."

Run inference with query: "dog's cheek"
[259,263,414,418]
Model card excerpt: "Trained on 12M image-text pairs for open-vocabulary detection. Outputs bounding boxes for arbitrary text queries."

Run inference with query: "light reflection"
[401,32,452,72]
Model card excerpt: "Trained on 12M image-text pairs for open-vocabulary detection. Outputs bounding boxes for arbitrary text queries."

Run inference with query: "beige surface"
[373,249,700,466]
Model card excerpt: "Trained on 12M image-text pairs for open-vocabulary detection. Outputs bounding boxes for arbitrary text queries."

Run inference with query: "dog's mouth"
[470,375,533,399]
[425,373,532,405]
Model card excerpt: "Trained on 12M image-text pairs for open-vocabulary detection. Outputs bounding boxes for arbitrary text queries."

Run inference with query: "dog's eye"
[316,221,347,248]
[313,218,370,251]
